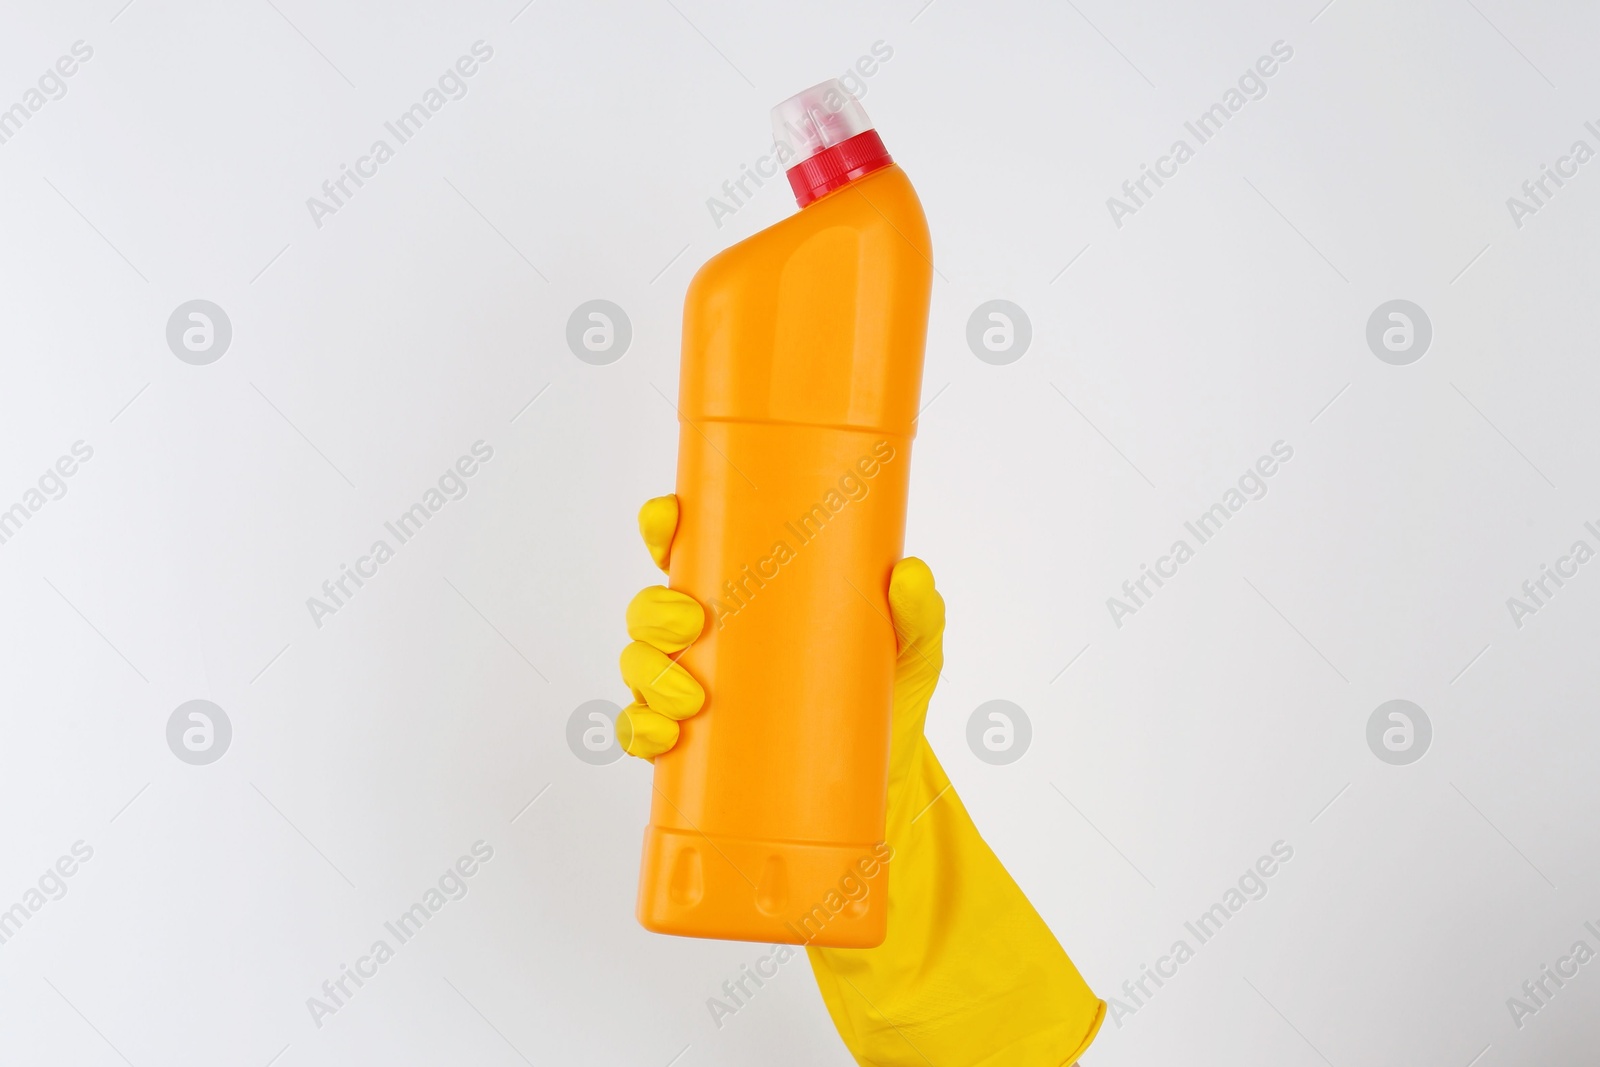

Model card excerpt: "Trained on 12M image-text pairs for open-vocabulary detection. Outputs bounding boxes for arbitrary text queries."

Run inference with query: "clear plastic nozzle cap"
[771,79,875,166]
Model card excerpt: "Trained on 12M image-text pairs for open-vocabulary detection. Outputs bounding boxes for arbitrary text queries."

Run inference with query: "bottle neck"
[785,130,893,208]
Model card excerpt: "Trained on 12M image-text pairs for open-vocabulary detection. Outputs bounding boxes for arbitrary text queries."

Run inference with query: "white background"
[2,0,1598,1064]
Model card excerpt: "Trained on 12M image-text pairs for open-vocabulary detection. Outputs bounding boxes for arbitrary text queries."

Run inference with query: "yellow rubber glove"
[619,495,1105,1066]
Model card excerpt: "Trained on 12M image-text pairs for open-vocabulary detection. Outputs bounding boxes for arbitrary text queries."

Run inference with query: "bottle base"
[636,826,889,947]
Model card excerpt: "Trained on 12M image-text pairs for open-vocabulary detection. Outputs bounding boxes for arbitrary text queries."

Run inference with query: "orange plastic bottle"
[636,81,932,947]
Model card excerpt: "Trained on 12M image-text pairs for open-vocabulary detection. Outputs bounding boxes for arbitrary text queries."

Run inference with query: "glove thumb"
[888,556,944,676]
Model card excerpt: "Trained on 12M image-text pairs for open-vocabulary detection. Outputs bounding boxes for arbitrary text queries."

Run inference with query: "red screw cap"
[772,80,893,208]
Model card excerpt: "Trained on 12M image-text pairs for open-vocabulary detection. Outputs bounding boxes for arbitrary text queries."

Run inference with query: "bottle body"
[636,164,932,946]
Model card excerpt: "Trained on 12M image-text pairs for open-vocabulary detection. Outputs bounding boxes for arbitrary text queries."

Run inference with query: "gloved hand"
[619,494,1104,1066]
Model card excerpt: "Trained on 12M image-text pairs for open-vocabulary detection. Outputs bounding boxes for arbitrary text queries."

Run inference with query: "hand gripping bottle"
[636,80,931,947]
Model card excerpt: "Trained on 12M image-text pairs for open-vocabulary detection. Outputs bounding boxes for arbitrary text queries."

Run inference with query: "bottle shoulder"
[676,163,932,434]
[687,165,929,301]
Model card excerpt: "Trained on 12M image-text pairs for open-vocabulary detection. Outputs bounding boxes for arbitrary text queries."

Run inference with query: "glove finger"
[888,557,945,659]
[626,586,705,653]
[616,702,679,759]
[638,495,678,573]
[619,641,704,720]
